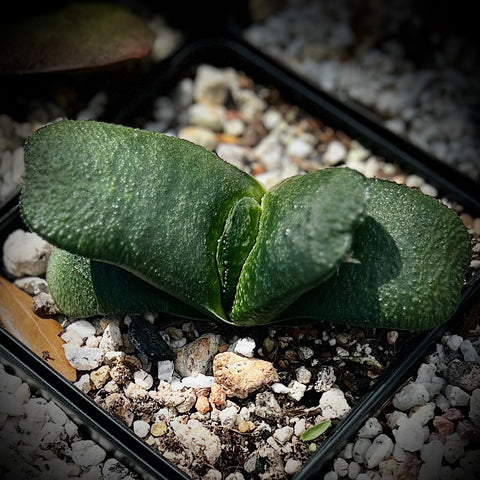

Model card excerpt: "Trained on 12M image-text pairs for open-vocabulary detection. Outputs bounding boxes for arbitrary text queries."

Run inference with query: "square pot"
[1,38,479,480]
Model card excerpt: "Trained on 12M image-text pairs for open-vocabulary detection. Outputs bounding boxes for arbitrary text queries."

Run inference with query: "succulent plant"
[20,120,471,330]
[0,3,154,74]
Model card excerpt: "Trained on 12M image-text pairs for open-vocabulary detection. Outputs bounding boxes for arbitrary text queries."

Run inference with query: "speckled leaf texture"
[21,120,471,330]
[278,178,472,330]
[230,168,367,325]
[47,248,208,320]
[21,120,265,322]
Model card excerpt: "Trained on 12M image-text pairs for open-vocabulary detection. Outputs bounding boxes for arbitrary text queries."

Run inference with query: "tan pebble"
[109,363,132,385]
[472,218,480,236]
[213,352,278,399]
[104,393,134,426]
[209,382,227,407]
[124,382,149,400]
[195,395,211,414]
[150,421,167,437]
[237,420,256,433]
[216,133,240,144]
[391,174,406,185]
[124,355,142,370]
[194,387,211,397]
[251,163,266,175]
[104,380,119,393]
[461,213,473,229]
[90,365,111,389]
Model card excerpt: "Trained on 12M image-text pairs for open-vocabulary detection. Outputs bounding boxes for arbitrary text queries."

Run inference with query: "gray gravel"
[2,61,480,479]
[245,0,480,181]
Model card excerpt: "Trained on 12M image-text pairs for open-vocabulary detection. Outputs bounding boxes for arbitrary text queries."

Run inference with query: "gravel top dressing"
[1,61,480,480]
[245,0,480,183]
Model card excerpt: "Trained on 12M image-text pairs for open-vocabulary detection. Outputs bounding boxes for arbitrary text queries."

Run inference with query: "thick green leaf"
[230,168,368,326]
[47,248,208,320]
[300,419,332,441]
[21,120,471,331]
[216,196,261,311]
[278,178,472,330]
[0,3,155,74]
[21,120,265,322]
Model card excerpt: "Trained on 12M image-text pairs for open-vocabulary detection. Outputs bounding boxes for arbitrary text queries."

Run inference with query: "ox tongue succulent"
[20,120,471,330]
[21,120,265,323]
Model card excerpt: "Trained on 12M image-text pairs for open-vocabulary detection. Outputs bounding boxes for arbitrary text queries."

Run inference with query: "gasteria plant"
[20,120,471,330]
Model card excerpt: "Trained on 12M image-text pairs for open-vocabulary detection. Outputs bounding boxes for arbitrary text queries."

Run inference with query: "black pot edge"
[2,35,480,480]
[295,271,480,480]
[111,37,480,217]
[3,37,480,217]
[0,330,191,480]
[2,205,479,480]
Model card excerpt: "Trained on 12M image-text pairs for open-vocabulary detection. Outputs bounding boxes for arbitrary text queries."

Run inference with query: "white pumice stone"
[133,420,151,438]
[71,439,107,467]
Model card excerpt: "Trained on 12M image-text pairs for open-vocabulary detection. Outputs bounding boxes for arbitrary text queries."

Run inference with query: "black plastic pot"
[226,0,480,191]
[1,38,480,480]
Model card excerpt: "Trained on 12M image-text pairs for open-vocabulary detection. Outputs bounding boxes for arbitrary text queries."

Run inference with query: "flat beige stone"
[213,352,278,399]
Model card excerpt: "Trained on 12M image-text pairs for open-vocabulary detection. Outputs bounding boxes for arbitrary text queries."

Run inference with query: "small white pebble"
[386,331,399,345]
[219,406,238,428]
[63,345,104,370]
[323,140,347,165]
[0,367,22,393]
[294,418,306,437]
[420,183,438,197]
[295,366,312,384]
[2,229,52,277]
[0,391,24,416]
[446,334,463,351]
[232,337,256,357]
[286,138,314,159]
[225,472,245,480]
[348,461,361,479]
[40,421,65,445]
[71,439,106,467]
[46,400,68,425]
[86,336,100,348]
[285,458,302,475]
[271,383,291,394]
[333,457,349,476]
[405,174,425,188]
[99,322,123,352]
[358,417,383,439]
[323,471,338,480]
[181,373,214,389]
[13,382,30,404]
[65,320,96,340]
[134,369,154,390]
[288,381,307,401]
[470,259,480,270]
[320,388,351,419]
[273,425,293,444]
[133,420,151,438]
[61,328,84,346]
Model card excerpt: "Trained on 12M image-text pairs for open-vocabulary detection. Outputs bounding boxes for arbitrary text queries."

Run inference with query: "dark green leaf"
[21,120,265,322]
[279,178,472,330]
